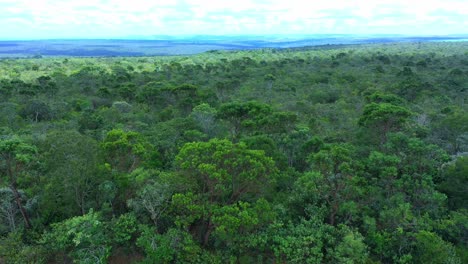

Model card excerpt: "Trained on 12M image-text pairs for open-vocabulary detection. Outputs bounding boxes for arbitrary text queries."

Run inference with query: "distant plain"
[1,35,467,57]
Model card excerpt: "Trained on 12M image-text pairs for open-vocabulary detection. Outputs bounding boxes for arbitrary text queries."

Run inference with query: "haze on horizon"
[1,0,467,40]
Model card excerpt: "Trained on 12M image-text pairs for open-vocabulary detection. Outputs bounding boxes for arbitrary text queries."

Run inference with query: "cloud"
[0,0,466,39]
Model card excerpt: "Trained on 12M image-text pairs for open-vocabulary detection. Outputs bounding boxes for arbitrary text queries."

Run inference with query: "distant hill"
[0,35,467,57]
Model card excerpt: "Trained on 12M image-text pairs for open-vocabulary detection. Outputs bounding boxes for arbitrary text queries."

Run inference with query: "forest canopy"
[0,42,467,263]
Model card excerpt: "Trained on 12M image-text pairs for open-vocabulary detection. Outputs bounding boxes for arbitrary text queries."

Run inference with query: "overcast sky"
[1,0,467,39]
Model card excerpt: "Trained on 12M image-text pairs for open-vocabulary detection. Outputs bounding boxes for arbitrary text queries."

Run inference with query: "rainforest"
[0,41,467,263]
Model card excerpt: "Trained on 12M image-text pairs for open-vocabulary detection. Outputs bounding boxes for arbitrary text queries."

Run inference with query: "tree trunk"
[203,220,214,246]
[6,158,31,229]
[329,212,336,226]
[10,185,31,229]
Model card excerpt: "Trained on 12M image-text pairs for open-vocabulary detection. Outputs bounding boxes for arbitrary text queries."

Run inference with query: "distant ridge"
[0,35,467,57]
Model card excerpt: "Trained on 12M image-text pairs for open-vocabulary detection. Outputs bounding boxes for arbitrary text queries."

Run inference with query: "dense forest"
[0,42,467,263]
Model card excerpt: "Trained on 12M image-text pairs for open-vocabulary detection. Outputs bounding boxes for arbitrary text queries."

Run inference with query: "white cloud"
[0,0,466,38]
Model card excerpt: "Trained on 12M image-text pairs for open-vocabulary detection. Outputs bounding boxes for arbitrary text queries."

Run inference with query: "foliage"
[41,210,111,264]
[0,42,466,262]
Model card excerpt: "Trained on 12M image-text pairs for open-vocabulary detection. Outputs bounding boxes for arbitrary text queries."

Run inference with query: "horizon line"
[1,33,468,41]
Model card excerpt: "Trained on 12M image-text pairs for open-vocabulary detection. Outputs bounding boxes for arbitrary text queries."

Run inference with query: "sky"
[0,0,467,39]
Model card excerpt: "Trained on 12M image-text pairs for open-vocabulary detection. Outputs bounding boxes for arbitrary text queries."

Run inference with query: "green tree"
[0,230,47,264]
[332,227,369,264]
[0,102,21,129]
[437,156,468,210]
[41,210,111,264]
[41,130,104,217]
[384,133,449,216]
[413,231,461,264]
[137,226,203,263]
[101,129,149,173]
[0,188,28,233]
[217,101,296,139]
[0,136,36,229]
[217,101,272,139]
[174,139,277,246]
[127,180,172,228]
[20,99,52,123]
[36,75,57,95]
[190,103,217,137]
[358,102,412,144]
[171,84,200,115]
[309,143,363,226]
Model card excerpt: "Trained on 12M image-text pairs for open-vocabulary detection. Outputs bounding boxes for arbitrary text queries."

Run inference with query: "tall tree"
[0,136,36,229]
[41,131,103,217]
[309,143,363,226]
[174,139,277,246]
[358,102,412,145]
